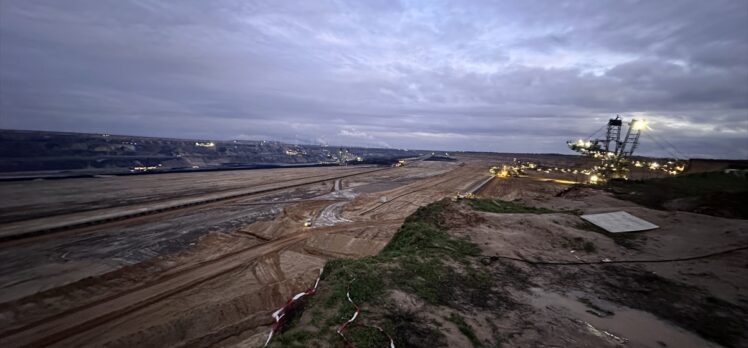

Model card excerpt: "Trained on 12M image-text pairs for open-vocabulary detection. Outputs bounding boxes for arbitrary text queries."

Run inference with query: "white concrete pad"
[581,211,659,233]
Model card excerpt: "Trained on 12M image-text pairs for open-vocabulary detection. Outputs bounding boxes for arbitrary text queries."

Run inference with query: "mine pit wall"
[0,129,422,175]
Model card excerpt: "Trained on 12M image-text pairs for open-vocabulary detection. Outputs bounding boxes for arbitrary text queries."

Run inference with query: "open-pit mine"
[1,151,746,348]
[0,155,495,347]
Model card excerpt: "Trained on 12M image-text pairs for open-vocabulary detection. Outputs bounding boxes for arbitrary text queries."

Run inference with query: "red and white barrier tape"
[337,281,395,348]
[263,268,324,347]
[336,290,359,336]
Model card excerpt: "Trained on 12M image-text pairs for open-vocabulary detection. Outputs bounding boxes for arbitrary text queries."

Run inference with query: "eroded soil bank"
[266,181,748,348]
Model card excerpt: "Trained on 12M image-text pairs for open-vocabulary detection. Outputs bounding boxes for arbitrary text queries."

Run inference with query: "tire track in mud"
[315,201,353,227]
[302,219,402,259]
[313,177,357,227]
[359,166,479,216]
[358,174,456,216]
[0,226,343,347]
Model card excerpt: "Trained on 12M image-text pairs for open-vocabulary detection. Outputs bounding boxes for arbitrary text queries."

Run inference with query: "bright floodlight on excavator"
[567,115,648,183]
[631,119,649,131]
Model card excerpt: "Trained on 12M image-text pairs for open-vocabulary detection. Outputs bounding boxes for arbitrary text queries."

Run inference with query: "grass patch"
[610,171,747,198]
[447,313,482,347]
[343,326,392,348]
[386,311,445,347]
[582,241,596,253]
[269,198,525,347]
[382,221,480,259]
[274,329,315,348]
[469,198,555,214]
[605,172,748,218]
[393,255,452,304]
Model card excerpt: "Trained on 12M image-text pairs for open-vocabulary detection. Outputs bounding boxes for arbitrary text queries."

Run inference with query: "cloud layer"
[1,0,746,158]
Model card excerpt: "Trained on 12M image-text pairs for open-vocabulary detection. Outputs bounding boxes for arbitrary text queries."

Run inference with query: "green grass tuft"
[275,329,315,347]
[269,198,525,347]
[469,198,555,214]
[582,241,597,253]
[610,171,747,198]
[447,313,482,347]
[605,172,748,218]
[343,326,392,348]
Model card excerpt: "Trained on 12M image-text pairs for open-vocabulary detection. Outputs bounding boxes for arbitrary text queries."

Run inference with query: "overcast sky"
[1,1,746,158]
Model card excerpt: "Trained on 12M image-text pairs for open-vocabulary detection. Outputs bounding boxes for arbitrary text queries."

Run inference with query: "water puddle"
[528,287,721,348]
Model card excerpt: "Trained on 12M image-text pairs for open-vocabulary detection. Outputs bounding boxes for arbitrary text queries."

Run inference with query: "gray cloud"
[1,0,746,158]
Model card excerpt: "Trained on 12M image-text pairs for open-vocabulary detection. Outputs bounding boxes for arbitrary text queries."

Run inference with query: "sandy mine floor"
[0,158,490,347]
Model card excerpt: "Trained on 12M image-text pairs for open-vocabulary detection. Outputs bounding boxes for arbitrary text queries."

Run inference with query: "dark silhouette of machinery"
[567,115,648,182]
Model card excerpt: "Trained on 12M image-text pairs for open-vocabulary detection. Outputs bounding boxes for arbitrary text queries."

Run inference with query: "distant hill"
[0,129,421,177]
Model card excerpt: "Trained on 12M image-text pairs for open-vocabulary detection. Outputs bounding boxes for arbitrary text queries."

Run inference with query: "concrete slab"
[581,211,659,233]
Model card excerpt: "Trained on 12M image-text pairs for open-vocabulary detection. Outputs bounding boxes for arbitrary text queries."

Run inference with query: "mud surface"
[456,176,748,347]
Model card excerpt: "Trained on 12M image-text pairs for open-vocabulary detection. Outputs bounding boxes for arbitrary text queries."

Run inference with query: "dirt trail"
[354,163,474,218]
